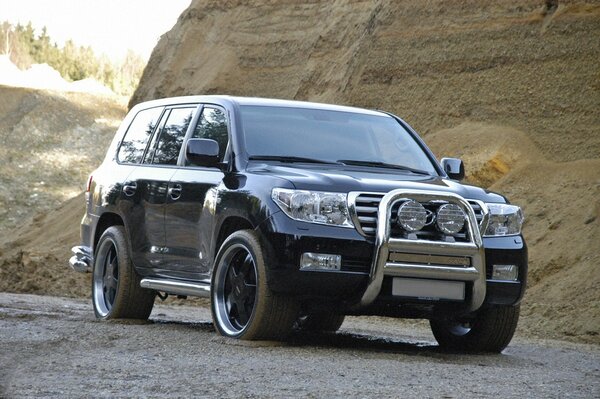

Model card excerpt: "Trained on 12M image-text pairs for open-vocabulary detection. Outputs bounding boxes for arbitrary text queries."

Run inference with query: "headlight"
[484,204,524,236]
[271,188,353,227]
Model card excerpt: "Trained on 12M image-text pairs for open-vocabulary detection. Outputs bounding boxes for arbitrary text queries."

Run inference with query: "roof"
[130,95,389,117]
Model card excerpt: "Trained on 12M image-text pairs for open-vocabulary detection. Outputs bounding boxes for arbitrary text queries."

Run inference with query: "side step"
[140,278,211,298]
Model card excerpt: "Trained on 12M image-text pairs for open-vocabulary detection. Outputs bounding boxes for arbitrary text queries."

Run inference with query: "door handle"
[168,184,182,200]
[123,182,137,196]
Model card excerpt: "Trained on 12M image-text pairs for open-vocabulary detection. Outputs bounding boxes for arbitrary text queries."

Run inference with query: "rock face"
[131,0,600,162]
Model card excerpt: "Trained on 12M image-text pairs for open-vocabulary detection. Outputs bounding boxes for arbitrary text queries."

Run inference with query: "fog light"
[300,253,341,271]
[492,264,519,281]
[397,200,427,232]
[436,203,465,235]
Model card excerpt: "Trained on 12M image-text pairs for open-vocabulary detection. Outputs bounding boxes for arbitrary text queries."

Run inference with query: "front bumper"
[257,211,372,300]
[258,190,527,315]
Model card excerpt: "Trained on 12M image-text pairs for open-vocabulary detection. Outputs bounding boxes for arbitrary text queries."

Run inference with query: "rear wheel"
[211,230,299,340]
[92,226,155,320]
[430,305,520,353]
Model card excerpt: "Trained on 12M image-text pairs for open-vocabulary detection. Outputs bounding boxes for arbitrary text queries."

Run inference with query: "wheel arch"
[93,212,125,254]
[214,216,254,259]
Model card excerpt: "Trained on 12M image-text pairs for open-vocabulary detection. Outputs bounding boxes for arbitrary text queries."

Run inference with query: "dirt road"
[1,293,598,398]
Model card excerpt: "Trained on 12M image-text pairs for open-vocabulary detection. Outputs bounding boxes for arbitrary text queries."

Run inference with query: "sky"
[1,0,192,61]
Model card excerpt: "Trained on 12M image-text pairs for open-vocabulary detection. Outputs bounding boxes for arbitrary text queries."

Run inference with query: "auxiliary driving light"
[436,203,466,234]
[300,252,341,271]
[492,264,519,281]
[397,200,428,232]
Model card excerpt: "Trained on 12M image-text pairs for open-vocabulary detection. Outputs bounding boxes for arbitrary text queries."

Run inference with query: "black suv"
[70,96,527,352]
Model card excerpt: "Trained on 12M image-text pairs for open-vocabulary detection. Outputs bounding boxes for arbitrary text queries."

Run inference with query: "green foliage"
[0,21,144,96]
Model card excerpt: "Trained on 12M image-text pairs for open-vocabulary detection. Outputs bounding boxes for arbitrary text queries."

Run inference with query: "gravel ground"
[0,293,598,398]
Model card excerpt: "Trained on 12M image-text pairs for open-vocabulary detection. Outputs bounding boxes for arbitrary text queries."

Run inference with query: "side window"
[191,107,229,162]
[118,107,163,164]
[152,107,196,165]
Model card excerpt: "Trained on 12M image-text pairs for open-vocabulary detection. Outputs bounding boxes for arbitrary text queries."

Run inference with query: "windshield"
[240,105,438,175]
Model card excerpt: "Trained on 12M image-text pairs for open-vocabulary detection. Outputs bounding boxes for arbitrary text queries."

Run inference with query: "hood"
[246,163,506,203]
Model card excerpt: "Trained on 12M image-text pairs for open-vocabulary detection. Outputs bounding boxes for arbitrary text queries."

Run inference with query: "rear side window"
[118,107,163,164]
[152,107,196,165]
[191,107,229,162]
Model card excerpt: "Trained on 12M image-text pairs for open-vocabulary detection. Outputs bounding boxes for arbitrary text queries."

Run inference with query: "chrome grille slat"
[355,206,378,213]
[468,201,484,224]
[352,193,385,236]
[358,216,377,223]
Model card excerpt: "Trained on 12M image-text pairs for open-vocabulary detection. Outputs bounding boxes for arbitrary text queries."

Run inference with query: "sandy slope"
[0,86,126,234]
[426,123,599,343]
[0,85,125,297]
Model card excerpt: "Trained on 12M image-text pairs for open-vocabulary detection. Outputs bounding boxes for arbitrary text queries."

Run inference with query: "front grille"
[353,193,484,238]
[353,193,384,236]
[468,200,484,225]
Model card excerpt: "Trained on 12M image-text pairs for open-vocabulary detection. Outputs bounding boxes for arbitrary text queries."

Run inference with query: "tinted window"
[118,107,163,164]
[191,107,229,162]
[152,107,196,165]
[240,106,437,174]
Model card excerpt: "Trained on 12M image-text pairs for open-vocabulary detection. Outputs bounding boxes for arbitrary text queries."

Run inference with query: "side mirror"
[186,138,220,167]
[441,158,465,180]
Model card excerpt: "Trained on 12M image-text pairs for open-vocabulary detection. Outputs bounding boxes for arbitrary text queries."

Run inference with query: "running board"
[140,278,211,298]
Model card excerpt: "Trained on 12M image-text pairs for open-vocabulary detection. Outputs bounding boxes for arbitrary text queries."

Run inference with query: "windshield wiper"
[248,155,340,165]
[336,159,431,175]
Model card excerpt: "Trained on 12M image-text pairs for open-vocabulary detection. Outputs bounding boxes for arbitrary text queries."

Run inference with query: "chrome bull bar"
[358,189,487,312]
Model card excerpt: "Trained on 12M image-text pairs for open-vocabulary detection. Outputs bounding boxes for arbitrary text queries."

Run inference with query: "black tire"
[295,311,345,333]
[92,226,155,320]
[211,230,299,340]
[430,305,520,353]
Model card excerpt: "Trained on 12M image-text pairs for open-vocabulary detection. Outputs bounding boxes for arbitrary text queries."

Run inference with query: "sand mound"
[0,55,116,95]
[427,123,600,343]
[0,85,125,296]
[426,122,544,187]
[0,85,126,234]
[493,159,600,343]
[0,194,89,297]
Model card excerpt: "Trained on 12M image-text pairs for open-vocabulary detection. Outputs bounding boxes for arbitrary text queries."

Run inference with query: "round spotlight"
[397,200,427,232]
[436,203,465,234]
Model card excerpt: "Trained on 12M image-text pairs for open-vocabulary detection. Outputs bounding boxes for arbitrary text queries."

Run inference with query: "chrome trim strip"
[388,252,471,267]
[140,278,211,298]
[384,263,480,281]
[358,189,486,312]
[69,246,93,273]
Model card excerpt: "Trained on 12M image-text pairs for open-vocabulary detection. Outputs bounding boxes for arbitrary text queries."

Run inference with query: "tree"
[0,20,146,96]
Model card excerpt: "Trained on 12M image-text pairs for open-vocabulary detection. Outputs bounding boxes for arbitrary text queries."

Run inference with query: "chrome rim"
[93,238,119,317]
[213,243,257,336]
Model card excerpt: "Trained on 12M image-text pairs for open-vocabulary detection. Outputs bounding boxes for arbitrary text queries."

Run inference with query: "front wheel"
[430,305,520,353]
[92,226,155,320]
[211,230,299,340]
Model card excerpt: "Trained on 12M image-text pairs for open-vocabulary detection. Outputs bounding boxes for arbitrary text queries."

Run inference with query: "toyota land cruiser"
[69,96,527,352]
